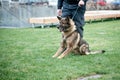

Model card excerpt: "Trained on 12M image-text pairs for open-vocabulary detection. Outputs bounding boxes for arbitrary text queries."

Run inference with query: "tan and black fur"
[52,16,105,59]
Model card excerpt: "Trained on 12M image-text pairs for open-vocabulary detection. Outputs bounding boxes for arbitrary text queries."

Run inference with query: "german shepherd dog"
[52,16,105,59]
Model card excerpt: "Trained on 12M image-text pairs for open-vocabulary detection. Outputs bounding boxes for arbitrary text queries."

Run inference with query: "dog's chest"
[62,32,80,49]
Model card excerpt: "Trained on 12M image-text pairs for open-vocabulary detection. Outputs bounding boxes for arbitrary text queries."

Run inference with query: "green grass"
[0,20,120,80]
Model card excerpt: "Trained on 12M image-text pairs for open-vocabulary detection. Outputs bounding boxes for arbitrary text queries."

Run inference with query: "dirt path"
[77,74,102,80]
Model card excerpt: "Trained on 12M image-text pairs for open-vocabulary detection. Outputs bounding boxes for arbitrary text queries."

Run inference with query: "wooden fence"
[29,10,120,28]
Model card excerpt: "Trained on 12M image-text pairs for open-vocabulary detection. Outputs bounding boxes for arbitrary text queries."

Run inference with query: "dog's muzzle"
[57,25,69,32]
[57,25,62,32]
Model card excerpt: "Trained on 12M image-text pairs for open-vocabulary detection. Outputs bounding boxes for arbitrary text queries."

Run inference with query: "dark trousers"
[61,2,85,38]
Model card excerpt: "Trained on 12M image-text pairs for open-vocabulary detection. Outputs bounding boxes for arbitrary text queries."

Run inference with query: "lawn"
[0,20,120,80]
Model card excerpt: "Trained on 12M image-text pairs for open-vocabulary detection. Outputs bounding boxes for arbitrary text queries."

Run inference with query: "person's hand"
[57,9,62,16]
[78,0,84,6]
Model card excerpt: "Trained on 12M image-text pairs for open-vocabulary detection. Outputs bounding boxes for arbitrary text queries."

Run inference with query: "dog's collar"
[62,30,77,41]
[67,30,77,38]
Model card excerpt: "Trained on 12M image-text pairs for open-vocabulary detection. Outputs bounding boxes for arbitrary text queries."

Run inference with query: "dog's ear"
[65,16,70,22]
[57,16,61,20]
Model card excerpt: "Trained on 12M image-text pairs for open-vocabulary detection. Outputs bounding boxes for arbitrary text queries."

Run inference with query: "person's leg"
[76,26,84,38]
[72,9,85,38]
[62,8,72,18]
[61,2,73,18]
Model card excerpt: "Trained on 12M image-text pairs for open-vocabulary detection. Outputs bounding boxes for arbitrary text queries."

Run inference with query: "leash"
[71,6,82,45]
[72,6,80,20]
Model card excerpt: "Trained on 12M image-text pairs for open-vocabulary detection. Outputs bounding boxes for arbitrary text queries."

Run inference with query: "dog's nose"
[57,26,59,29]
[57,25,59,29]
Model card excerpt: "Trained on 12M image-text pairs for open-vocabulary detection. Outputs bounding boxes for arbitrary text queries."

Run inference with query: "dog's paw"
[52,55,56,58]
[57,56,63,59]
[52,55,58,58]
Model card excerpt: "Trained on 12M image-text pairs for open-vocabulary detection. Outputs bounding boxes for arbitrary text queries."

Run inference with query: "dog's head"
[57,16,75,32]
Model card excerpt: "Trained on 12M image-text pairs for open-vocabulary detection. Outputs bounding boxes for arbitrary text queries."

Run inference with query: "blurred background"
[0,0,120,28]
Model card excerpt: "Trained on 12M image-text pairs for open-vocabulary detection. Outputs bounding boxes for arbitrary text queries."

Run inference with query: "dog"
[52,16,105,59]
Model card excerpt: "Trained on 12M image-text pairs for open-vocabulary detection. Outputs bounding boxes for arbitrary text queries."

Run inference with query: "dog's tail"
[88,50,105,55]
[79,43,105,55]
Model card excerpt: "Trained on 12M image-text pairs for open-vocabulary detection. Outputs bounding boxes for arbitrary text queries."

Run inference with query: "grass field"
[0,20,120,80]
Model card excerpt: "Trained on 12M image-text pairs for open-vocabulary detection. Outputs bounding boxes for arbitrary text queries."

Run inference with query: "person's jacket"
[57,0,88,9]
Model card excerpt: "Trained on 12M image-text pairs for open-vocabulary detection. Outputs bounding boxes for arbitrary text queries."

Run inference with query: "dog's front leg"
[52,47,65,58]
[58,47,72,59]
